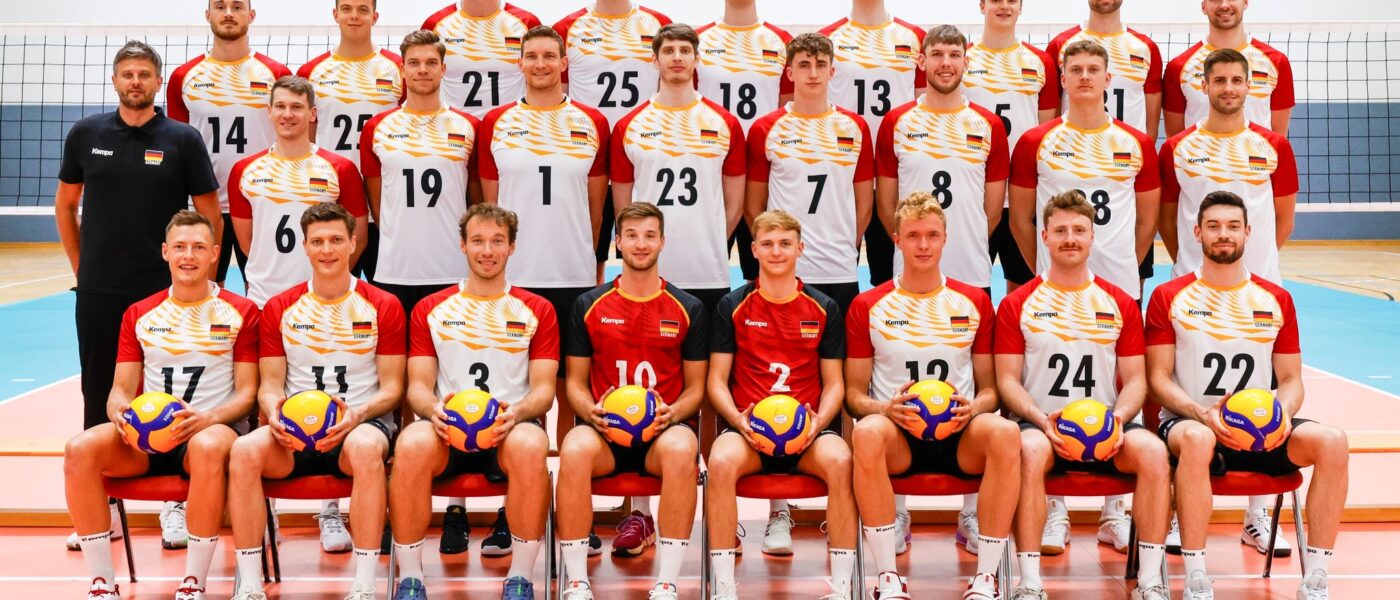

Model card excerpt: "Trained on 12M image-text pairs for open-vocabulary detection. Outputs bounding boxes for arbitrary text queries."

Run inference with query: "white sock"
[1017,552,1042,590]
[829,548,856,589]
[1102,495,1127,518]
[1181,548,1207,578]
[863,523,898,573]
[508,535,542,579]
[976,535,1007,575]
[632,497,652,517]
[770,499,789,513]
[1047,496,1066,516]
[1137,542,1165,587]
[395,539,425,581]
[78,532,115,585]
[1304,545,1334,577]
[352,547,379,589]
[449,497,465,509]
[895,495,908,513]
[655,537,688,587]
[183,533,218,589]
[1247,495,1270,515]
[711,548,737,587]
[561,538,590,585]
[960,493,977,514]
[235,547,264,592]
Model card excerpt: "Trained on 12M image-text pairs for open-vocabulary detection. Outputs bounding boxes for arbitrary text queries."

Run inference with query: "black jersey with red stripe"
[565,278,708,403]
[711,280,844,411]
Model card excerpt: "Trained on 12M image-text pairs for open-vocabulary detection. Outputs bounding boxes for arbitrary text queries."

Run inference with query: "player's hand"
[315,397,360,453]
[108,401,132,432]
[653,390,673,431]
[268,396,300,450]
[737,404,762,449]
[1103,415,1126,461]
[1205,397,1246,452]
[492,400,517,444]
[1276,413,1294,446]
[430,395,452,444]
[168,405,213,445]
[1042,410,1074,460]
[589,399,611,434]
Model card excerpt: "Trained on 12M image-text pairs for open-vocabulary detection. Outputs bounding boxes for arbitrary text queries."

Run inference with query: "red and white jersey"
[1010,118,1159,299]
[1046,26,1163,132]
[423,2,542,118]
[994,274,1144,416]
[819,17,925,133]
[748,103,874,284]
[845,277,994,403]
[877,99,1010,287]
[1164,38,1294,130]
[477,99,609,288]
[565,279,709,404]
[554,4,671,126]
[409,283,559,402]
[261,279,405,421]
[167,53,293,211]
[712,281,845,412]
[298,49,403,168]
[962,41,1059,150]
[360,106,478,286]
[1160,122,1298,283]
[611,95,745,289]
[695,20,793,133]
[1145,271,1299,420]
[117,286,260,414]
[228,147,368,306]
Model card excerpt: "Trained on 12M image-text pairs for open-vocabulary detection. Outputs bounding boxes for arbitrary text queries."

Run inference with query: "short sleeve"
[1009,125,1046,189]
[972,290,996,355]
[1270,135,1300,197]
[874,105,901,179]
[408,296,438,358]
[373,291,407,356]
[474,108,503,181]
[1115,291,1145,357]
[976,104,1011,182]
[528,297,561,361]
[232,304,261,363]
[586,106,610,177]
[993,293,1027,354]
[259,296,287,358]
[1144,286,1176,346]
[1035,46,1060,111]
[1274,289,1301,354]
[844,294,874,359]
[1158,136,1181,205]
[745,115,773,183]
[227,158,252,219]
[1143,35,1164,94]
[1162,49,1190,113]
[608,108,638,184]
[58,122,86,184]
[115,304,144,363]
[721,110,747,177]
[1133,129,1161,192]
[333,156,369,217]
[818,296,845,360]
[359,110,389,179]
[1267,49,1296,110]
[853,115,875,183]
[710,292,739,353]
[681,296,709,362]
[563,293,594,357]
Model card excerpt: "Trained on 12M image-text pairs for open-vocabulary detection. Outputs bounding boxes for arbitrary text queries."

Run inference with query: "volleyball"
[278,389,339,452]
[903,379,960,441]
[1220,388,1289,452]
[1056,399,1121,462]
[120,391,186,454]
[748,394,815,457]
[602,385,659,448]
[444,389,501,452]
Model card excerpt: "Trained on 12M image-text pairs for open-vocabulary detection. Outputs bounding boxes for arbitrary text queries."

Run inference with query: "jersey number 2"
[1048,353,1095,398]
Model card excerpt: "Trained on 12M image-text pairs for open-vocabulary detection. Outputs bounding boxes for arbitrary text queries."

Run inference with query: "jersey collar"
[308,276,357,303]
[894,274,946,298]
[166,282,220,307]
[613,276,666,302]
[111,106,166,134]
[754,277,804,304]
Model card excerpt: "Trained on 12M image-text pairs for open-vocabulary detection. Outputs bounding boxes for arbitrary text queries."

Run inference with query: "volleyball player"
[67,211,258,600]
[848,192,1019,600]
[1165,0,1294,136]
[168,0,292,287]
[389,204,558,600]
[1047,0,1163,139]
[554,202,708,600]
[1146,193,1347,600]
[228,203,405,600]
[422,0,542,118]
[995,192,1171,600]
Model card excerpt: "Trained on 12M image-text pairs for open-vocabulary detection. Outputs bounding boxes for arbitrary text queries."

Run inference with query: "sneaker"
[1184,571,1215,600]
[561,581,594,600]
[160,501,189,550]
[501,575,533,600]
[1097,514,1132,554]
[344,582,376,600]
[1040,511,1071,555]
[893,510,912,555]
[1242,509,1292,556]
[710,580,738,600]
[88,578,120,599]
[1132,583,1171,600]
[315,506,351,553]
[874,571,911,599]
[69,505,125,551]
[394,577,427,599]
[955,511,980,555]
[647,583,679,600]
[588,532,603,556]
[1166,513,1181,555]
[760,510,794,556]
[612,510,657,556]
[734,523,746,556]
[174,576,204,600]
[439,505,469,555]
[1009,587,1048,600]
[231,592,268,600]
[481,508,513,557]
[1297,571,1329,600]
[818,578,851,600]
[962,573,998,600]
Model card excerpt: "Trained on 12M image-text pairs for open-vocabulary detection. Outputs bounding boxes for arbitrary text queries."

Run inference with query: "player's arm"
[514,358,560,422]
[994,353,1048,428]
[724,174,745,236]
[1158,201,1178,261]
[480,177,498,204]
[984,180,1006,236]
[256,356,289,422]
[745,180,768,228]
[876,176,899,241]
[812,357,845,431]
[360,354,407,421]
[666,359,709,423]
[1163,112,1184,138]
[705,351,744,428]
[842,357,881,418]
[1145,344,1202,421]
[1134,188,1160,264]
[588,175,607,244]
[1274,193,1297,249]
[1270,109,1292,138]
[1008,184,1037,268]
[969,353,999,415]
[1274,352,1304,417]
[105,362,143,426]
[231,217,253,258]
[1113,354,1147,424]
[405,355,440,419]
[854,179,874,242]
[366,176,384,222]
[466,167,483,206]
[563,355,597,418]
[54,182,83,274]
[611,181,634,213]
[1144,92,1163,141]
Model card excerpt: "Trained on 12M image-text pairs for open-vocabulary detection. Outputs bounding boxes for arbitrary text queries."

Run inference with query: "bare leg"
[228,427,295,550]
[958,414,1021,539]
[1014,428,1054,551]
[1166,420,1216,551]
[646,426,699,539]
[555,426,616,540]
[1285,422,1350,548]
[64,424,148,536]
[851,414,911,529]
[1111,429,1171,543]
[183,425,238,538]
[499,422,551,541]
[798,434,857,549]
[704,432,764,551]
[337,424,391,551]
[388,421,450,546]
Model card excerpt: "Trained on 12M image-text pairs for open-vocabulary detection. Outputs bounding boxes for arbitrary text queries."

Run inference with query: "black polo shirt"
[59,107,219,296]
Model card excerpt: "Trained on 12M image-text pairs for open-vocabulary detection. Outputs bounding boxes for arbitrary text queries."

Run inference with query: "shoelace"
[1137,584,1171,600]
[504,579,530,597]
[1044,513,1071,537]
[89,587,117,599]
[767,511,794,535]
[561,582,592,599]
[162,504,187,532]
[316,512,348,536]
[735,522,747,540]
[616,514,650,535]
[647,584,678,599]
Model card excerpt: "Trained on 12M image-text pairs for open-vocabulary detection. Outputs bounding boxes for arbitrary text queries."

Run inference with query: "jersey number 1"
[207,116,247,154]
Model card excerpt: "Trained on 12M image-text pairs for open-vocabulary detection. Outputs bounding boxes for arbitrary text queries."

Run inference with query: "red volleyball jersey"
[711,281,845,411]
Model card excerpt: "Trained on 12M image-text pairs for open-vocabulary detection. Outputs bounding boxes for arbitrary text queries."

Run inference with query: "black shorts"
[606,420,698,475]
[288,419,395,478]
[1158,417,1308,477]
[143,442,191,477]
[437,419,545,482]
[595,191,616,263]
[989,208,1034,284]
[720,424,842,475]
[1019,420,1145,475]
[899,428,975,479]
[216,213,249,283]
[805,281,860,319]
[352,221,381,282]
[1139,244,1155,280]
[729,226,758,281]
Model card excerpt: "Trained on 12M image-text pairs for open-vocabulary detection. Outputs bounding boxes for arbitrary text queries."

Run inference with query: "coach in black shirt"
[54,41,220,429]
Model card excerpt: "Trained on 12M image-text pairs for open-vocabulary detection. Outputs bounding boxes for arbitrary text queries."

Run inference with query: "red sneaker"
[611,511,656,556]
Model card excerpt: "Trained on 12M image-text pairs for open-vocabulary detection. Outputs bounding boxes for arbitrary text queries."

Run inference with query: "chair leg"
[1124,522,1138,580]
[265,499,282,583]
[545,472,556,596]
[1291,490,1307,577]
[114,500,136,582]
[700,476,710,600]
[852,518,865,600]
[386,528,397,596]
[1263,493,1284,578]
[999,540,1012,594]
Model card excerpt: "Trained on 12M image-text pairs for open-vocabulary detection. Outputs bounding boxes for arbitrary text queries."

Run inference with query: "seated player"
[555,202,709,600]
[227,203,406,600]
[995,192,1170,600]
[848,192,1019,600]
[388,204,558,600]
[706,210,854,600]
[66,211,259,600]
[1146,192,1348,600]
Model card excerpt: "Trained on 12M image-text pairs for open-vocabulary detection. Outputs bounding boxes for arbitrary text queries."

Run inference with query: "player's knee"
[343,432,387,467]
[818,445,854,483]
[706,445,745,481]
[63,432,103,473]
[1019,429,1052,464]
[1309,424,1350,464]
[655,428,698,460]
[501,425,549,470]
[984,416,1021,456]
[1129,435,1170,478]
[851,415,892,460]
[393,422,439,461]
[229,433,268,475]
[1176,425,1215,463]
[187,427,234,463]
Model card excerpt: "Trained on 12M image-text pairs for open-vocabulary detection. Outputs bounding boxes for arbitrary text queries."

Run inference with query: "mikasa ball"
[444,389,501,452]
[278,389,339,452]
[904,379,959,441]
[748,394,814,457]
[1056,399,1121,462]
[1220,388,1288,452]
[121,391,186,454]
[602,385,659,447]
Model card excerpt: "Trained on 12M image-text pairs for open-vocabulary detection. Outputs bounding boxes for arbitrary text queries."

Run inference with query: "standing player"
[228,203,405,600]
[995,192,1171,600]
[1147,193,1347,600]
[963,0,1059,296]
[229,76,369,309]
[554,202,708,600]
[747,32,874,314]
[1164,0,1294,136]
[820,0,925,288]
[848,192,1020,600]
[422,0,542,117]
[1047,0,1163,139]
[390,204,558,600]
[66,211,258,600]
[706,211,855,600]
[169,0,292,286]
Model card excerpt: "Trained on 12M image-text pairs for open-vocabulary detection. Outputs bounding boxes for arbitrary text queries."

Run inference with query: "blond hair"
[751,210,802,240]
[894,191,947,228]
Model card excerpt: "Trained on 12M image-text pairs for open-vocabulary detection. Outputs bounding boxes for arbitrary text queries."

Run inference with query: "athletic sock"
[1181,548,1207,578]
[710,548,737,588]
[394,539,425,581]
[976,535,1007,575]
[183,533,218,590]
[770,499,789,513]
[1137,542,1166,588]
[1304,545,1334,577]
[1102,495,1127,518]
[829,548,856,589]
[655,537,688,587]
[862,523,898,573]
[507,535,542,579]
[1247,495,1270,515]
[632,497,652,517]
[448,497,465,509]
[1016,551,1042,590]
[78,532,115,585]
[894,495,908,513]
[560,538,590,585]
[960,493,977,514]
[352,547,379,589]
[235,547,264,593]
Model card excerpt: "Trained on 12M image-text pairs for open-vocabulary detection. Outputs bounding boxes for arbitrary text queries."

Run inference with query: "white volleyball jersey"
[554,4,671,126]
[962,41,1058,150]
[695,20,793,133]
[819,17,925,134]
[1165,38,1294,131]
[423,2,542,118]
[409,284,560,401]
[1046,26,1162,132]
[298,49,404,168]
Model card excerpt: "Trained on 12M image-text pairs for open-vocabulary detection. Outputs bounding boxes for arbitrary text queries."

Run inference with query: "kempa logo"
[445,37,466,44]
[319,79,341,87]
[192,82,216,89]
[442,320,467,326]
[640,131,664,138]
[837,44,859,51]
[1033,311,1058,319]
[252,178,274,184]
[292,323,316,331]
[780,138,803,145]
[905,132,929,140]
[506,129,529,137]
[582,36,603,44]
[704,48,726,55]
[147,326,172,333]
[967,69,989,75]
[884,319,909,327]
[601,317,626,325]
[1187,157,1211,164]
[91,148,113,156]
[388,133,410,139]
[744,319,768,328]
[1051,150,1076,158]
[1187,309,1213,317]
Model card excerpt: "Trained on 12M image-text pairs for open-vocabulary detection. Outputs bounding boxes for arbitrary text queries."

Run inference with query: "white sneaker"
[648,583,679,600]
[88,577,121,599]
[873,571,910,599]
[160,501,188,550]
[1132,583,1171,600]
[955,511,980,555]
[562,581,595,600]
[231,590,268,600]
[174,576,204,600]
[1097,514,1131,554]
[69,504,126,550]
[1242,509,1292,556]
[893,510,912,555]
[1040,512,1071,555]
[1009,587,1048,600]
[818,578,851,600]
[761,510,794,556]
[1297,570,1329,599]
[962,573,997,600]
[1184,571,1215,600]
[343,582,375,600]
[316,506,352,553]
[710,580,738,600]
[1166,513,1181,554]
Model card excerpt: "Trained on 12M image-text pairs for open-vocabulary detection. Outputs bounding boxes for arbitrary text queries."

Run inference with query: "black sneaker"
[481,507,513,556]
[588,531,603,557]
[440,505,469,555]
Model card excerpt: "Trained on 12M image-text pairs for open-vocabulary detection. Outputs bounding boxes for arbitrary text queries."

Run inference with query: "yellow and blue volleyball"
[1220,388,1288,452]
[748,394,814,457]
[120,391,186,454]
[1055,399,1121,462]
[444,389,501,452]
[278,389,339,453]
[903,379,960,441]
[602,385,659,448]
